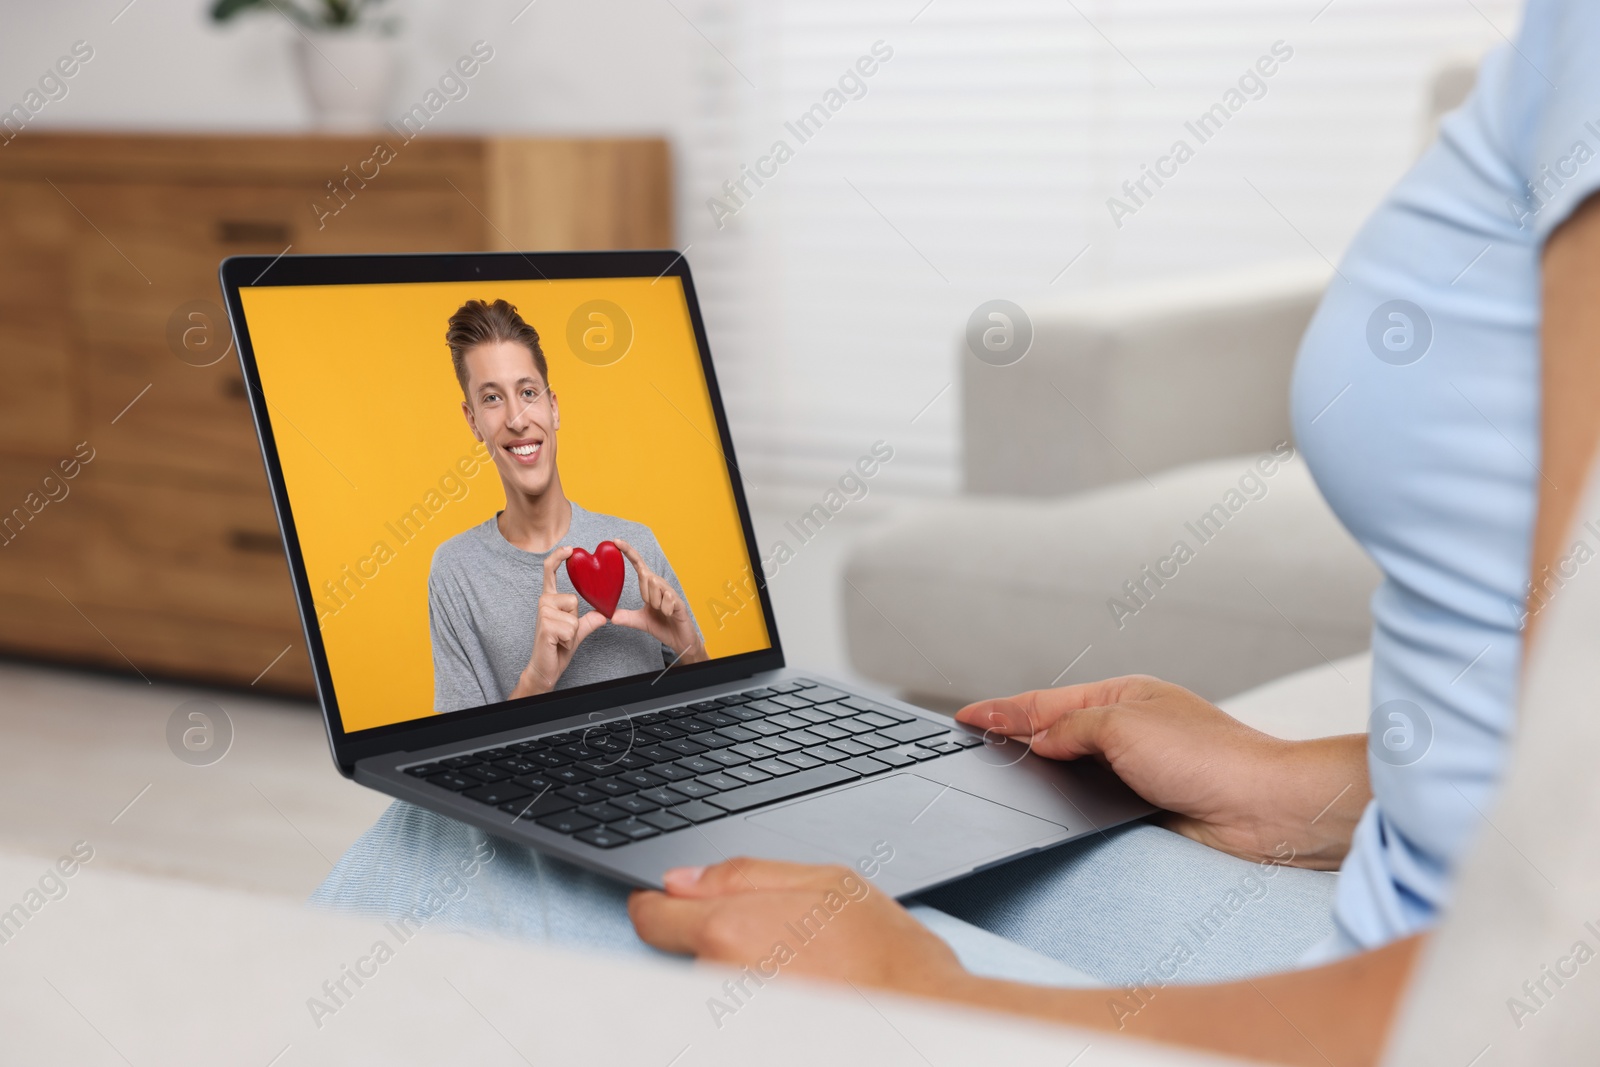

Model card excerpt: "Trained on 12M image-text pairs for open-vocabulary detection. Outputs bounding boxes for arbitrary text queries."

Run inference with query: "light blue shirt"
[1292,0,1600,958]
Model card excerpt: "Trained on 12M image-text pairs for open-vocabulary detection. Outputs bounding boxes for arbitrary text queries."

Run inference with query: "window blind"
[678,0,1519,493]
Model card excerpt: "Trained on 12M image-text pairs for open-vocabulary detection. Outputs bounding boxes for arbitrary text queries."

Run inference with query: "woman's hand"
[609,538,707,665]
[629,858,966,996]
[957,676,1369,869]
[511,547,608,698]
[629,855,1422,1067]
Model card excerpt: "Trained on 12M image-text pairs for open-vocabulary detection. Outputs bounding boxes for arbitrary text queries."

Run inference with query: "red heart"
[565,540,624,619]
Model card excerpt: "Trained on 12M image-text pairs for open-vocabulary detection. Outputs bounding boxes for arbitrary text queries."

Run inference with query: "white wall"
[1,0,1522,496]
[0,0,695,134]
[682,0,1520,493]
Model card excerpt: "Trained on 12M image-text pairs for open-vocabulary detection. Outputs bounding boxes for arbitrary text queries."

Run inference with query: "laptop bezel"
[217,250,785,775]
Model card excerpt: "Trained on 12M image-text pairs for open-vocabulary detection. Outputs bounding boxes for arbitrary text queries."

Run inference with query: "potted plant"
[210,0,401,130]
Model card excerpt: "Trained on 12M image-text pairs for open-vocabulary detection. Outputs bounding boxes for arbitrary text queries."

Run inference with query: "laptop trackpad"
[747,773,1068,882]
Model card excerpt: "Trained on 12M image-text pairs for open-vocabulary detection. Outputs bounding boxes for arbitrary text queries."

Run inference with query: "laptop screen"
[238,274,772,734]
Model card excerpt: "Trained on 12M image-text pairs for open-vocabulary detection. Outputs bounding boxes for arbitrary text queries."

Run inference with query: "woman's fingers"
[955,690,1063,735]
[954,697,1027,735]
[954,698,1112,759]
[633,861,878,963]
[1025,704,1118,761]
[630,887,826,962]
[627,891,715,955]
[954,684,1141,764]
[955,677,1145,735]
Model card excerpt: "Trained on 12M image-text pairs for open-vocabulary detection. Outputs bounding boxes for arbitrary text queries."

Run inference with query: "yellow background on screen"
[241,277,769,732]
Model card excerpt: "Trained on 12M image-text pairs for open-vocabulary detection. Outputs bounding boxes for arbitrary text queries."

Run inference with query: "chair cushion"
[1218,652,1371,740]
[843,454,1380,705]
[963,263,1328,496]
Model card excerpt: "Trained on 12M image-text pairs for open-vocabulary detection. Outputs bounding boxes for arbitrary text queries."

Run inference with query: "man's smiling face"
[460,339,560,500]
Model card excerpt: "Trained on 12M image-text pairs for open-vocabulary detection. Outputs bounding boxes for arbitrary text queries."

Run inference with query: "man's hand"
[629,858,965,995]
[957,676,1369,869]
[609,538,707,665]
[512,547,608,698]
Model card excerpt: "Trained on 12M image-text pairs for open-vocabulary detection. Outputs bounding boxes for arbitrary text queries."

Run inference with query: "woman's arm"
[934,930,1422,1067]
[1531,193,1600,635]
[630,859,1421,1067]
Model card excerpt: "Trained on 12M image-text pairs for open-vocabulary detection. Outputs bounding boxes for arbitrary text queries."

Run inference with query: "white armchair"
[843,262,1382,707]
[962,262,1328,497]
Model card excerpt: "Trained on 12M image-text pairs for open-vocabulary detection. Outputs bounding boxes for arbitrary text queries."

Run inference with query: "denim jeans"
[312,801,1336,989]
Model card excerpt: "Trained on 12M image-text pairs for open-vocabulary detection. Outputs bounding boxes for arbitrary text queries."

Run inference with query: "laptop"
[218,249,1152,897]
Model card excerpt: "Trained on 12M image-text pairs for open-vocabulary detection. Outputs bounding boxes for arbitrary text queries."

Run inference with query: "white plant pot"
[293,31,399,131]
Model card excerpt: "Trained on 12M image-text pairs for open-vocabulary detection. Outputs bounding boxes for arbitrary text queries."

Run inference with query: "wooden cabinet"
[0,133,672,695]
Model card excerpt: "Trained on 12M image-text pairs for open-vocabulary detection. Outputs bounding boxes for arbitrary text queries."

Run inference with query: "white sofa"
[843,263,1381,710]
[0,847,1222,1067]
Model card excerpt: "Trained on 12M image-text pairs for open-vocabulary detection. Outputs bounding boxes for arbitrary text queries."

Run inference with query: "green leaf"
[209,0,269,21]
[209,0,393,29]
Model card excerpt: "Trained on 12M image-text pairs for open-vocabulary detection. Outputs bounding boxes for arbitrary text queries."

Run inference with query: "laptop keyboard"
[401,679,983,849]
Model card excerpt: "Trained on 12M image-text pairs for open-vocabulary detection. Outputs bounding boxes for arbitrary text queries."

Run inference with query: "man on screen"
[428,298,706,712]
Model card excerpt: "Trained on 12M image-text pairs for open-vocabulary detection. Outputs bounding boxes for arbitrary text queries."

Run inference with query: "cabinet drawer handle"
[228,529,282,555]
[217,220,292,245]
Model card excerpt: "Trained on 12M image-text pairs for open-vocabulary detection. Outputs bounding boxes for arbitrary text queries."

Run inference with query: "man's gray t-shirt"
[427,502,699,712]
